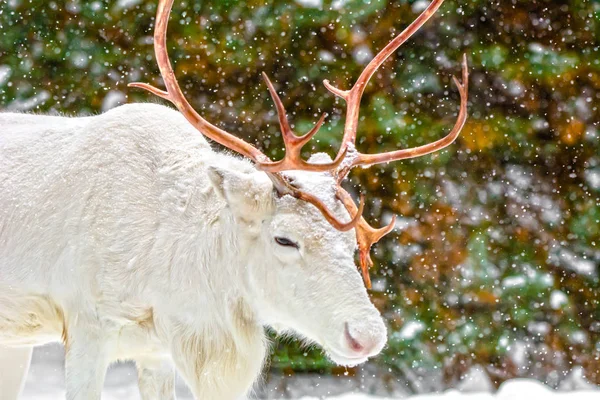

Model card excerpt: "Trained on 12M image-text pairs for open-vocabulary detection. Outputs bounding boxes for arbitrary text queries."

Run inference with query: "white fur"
[0,103,387,399]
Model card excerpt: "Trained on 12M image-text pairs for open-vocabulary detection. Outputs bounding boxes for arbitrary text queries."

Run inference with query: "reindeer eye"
[274,237,299,249]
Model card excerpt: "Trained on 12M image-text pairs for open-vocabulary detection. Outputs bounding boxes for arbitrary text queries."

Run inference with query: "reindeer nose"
[342,320,387,357]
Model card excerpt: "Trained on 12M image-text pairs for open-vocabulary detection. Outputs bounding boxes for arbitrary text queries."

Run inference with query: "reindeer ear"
[207,165,273,217]
[207,165,232,200]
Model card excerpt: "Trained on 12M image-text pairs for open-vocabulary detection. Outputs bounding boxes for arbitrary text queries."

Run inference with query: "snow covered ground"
[21,378,600,400]
[308,385,600,399]
[21,345,599,399]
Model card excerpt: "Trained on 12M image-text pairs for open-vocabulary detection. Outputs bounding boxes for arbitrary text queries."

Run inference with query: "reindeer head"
[130,0,468,366]
[205,158,387,364]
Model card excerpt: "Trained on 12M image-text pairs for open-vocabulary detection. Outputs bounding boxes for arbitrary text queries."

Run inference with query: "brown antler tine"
[350,56,469,167]
[298,112,327,148]
[359,250,373,289]
[336,187,397,288]
[130,0,346,175]
[262,74,328,148]
[368,215,397,243]
[130,0,464,283]
[323,79,349,99]
[261,72,294,140]
[129,0,270,165]
[294,191,364,232]
[324,1,470,182]
[329,2,464,287]
[324,1,467,287]
[269,172,364,232]
[357,215,396,289]
[452,54,469,96]
[260,73,346,173]
[329,0,448,164]
[127,82,170,100]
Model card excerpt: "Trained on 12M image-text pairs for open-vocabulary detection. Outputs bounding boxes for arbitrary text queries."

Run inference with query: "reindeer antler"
[324,0,469,288]
[336,188,396,288]
[129,0,357,231]
[130,0,469,288]
[325,0,468,179]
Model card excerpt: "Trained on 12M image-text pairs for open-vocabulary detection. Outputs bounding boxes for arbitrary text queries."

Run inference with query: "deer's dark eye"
[274,237,299,249]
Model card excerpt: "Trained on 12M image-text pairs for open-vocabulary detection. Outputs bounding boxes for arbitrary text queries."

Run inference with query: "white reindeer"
[0,0,468,399]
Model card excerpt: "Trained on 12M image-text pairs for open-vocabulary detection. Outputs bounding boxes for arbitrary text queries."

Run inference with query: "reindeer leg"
[64,321,112,400]
[136,356,176,400]
[0,345,32,400]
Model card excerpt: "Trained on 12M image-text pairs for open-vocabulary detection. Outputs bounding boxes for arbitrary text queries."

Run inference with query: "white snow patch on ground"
[21,347,600,400]
[22,377,600,400]
[21,367,600,400]
[300,378,599,399]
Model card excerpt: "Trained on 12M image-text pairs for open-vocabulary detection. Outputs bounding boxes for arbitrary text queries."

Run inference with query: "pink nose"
[343,322,383,357]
